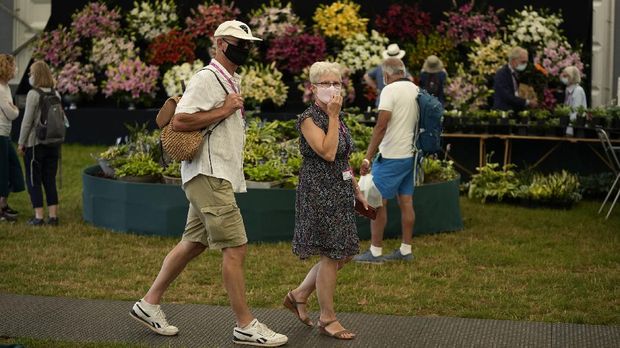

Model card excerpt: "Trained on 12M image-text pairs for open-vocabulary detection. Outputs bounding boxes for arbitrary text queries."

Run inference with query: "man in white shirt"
[130,20,287,347]
[354,57,418,264]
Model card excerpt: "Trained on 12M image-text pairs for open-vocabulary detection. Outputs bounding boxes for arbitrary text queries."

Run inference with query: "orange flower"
[534,63,548,76]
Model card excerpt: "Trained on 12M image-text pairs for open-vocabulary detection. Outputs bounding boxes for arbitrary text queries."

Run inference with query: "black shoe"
[47,217,59,226]
[1,205,18,218]
[26,217,45,226]
[0,211,17,222]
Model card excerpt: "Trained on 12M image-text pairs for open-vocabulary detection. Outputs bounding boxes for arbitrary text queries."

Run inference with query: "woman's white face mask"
[315,85,340,104]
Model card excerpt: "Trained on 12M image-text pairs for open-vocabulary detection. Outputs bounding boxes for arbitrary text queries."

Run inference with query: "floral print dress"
[292,103,360,260]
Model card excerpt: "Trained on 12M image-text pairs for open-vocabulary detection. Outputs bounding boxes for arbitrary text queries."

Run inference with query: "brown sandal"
[318,319,355,340]
[283,291,313,327]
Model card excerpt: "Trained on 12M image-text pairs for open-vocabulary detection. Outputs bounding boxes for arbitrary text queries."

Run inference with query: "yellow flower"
[313,0,368,40]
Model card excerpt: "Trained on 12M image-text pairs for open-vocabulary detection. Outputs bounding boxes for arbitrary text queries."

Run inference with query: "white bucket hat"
[214,20,262,41]
[382,43,405,59]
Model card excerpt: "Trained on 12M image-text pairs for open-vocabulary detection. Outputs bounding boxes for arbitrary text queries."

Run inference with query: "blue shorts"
[371,156,414,199]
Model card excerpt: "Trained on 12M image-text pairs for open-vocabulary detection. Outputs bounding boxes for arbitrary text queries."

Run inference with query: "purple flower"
[56,62,97,96]
[103,59,159,100]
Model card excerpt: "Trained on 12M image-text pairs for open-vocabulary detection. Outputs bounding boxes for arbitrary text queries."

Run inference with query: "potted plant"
[97,144,127,177]
[516,110,530,135]
[588,106,607,128]
[162,161,181,185]
[532,109,551,136]
[553,105,571,127]
[114,153,162,183]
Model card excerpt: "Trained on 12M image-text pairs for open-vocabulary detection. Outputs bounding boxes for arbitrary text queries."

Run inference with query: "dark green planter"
[83,166,464,241]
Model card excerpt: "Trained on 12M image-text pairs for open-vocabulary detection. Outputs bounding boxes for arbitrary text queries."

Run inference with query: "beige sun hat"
[382,43,406,59]
[214,20,262,41]
[422,55,444,73]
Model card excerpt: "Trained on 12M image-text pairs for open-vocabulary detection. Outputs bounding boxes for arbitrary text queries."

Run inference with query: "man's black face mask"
[223,39,250,66]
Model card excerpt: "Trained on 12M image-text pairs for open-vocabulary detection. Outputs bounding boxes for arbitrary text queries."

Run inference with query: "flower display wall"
[32,1,588,115]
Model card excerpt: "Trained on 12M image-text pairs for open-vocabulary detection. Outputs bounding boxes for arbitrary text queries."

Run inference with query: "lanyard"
[210,62,244,117]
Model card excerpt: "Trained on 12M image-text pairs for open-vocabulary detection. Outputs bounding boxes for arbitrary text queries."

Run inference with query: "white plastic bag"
[358,174,383,208]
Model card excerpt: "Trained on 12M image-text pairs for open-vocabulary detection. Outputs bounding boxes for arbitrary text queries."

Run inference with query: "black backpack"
[33,88,66,145]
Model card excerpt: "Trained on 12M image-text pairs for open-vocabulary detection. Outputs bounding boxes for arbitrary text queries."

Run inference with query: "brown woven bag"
[156,96,204,162]
[156,68,229,162]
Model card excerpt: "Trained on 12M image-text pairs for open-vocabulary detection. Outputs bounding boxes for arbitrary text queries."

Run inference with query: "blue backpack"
[415,88,444,155]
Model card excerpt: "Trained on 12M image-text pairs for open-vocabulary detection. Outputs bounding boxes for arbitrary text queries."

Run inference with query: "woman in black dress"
[283,61,369,340]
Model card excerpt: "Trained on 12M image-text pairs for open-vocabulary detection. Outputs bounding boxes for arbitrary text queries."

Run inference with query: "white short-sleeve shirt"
[377,80,419,159]
[176,60,247,192]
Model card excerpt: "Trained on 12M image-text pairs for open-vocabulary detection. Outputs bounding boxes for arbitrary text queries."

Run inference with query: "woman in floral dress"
[283,61,369,340]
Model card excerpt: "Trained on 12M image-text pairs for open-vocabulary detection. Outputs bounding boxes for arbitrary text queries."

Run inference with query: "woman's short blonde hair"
[562,66,581,84]
[309,61,341,84]
[30,60,55,88]
[0,54,16,82]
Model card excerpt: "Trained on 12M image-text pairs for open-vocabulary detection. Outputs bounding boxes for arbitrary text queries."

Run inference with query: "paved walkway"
[1,293,618,347]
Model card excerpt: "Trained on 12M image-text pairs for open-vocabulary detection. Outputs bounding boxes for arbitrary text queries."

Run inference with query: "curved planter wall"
[83,166,463,241]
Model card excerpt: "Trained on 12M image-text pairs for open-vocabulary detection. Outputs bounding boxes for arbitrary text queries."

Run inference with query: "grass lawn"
[1,144,619,330]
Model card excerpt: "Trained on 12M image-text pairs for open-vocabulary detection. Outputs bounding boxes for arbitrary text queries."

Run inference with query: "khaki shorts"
[182,175,247,249]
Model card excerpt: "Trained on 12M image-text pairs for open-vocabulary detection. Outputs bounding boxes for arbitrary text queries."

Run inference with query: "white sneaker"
[130,299,179,336]
[232,318,288,347]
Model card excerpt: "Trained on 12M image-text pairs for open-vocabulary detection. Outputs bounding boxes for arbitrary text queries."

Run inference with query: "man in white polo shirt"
[129,20,287,347]
[354,57,418,264]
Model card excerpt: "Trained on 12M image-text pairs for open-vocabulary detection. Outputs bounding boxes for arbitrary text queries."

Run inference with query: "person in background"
[285,61,368,340]
[492,46,538,112]
[364,43,411,108]
[419,55,447,105]
[129,20,287,347]
[354,57,418,264]
[17,60,61,226]
[560,66,587,136]
[0,54,25,222]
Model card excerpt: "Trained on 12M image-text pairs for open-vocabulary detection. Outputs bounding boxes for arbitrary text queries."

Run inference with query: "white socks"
[370,244,412,256]
[370,245,382,257]
[400,243,412,255]
[140,299,160,309]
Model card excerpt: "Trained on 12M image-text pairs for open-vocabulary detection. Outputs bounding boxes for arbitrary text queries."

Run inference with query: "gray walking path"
[1,293,618,348]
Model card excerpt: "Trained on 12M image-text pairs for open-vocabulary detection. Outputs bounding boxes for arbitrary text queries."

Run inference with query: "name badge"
[342,168,353,181]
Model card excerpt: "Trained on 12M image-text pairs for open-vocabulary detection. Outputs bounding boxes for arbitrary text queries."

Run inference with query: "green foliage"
[522,171,581,204]
[468,162,521,203]
[162,161,181,178]
[114,153,162,177]
[342,113,372,151]
[588,106,607,118]
[553,105,571,117]
[578,172,616,199]
[244,159,286,181]
[98,144,127,161]
[421,157,458,184]
[533,109,551,121]
[468,161,582,206]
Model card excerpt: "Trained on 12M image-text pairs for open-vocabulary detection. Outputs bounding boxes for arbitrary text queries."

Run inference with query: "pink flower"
[103,59,159,100]
[71,2,121,39]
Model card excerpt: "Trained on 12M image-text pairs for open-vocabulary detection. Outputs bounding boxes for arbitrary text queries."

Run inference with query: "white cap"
[382,43,405,59]
[214,20,262,41]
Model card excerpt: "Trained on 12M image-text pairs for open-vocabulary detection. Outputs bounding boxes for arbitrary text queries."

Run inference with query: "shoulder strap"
[201,68,231,135]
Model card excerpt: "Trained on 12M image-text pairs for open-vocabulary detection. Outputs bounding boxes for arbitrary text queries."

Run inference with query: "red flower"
[267,28,327,74]
[374,4,431,41]
[147,30,196,66]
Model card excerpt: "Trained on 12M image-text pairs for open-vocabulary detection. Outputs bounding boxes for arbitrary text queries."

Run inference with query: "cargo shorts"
[181,175,247,249]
